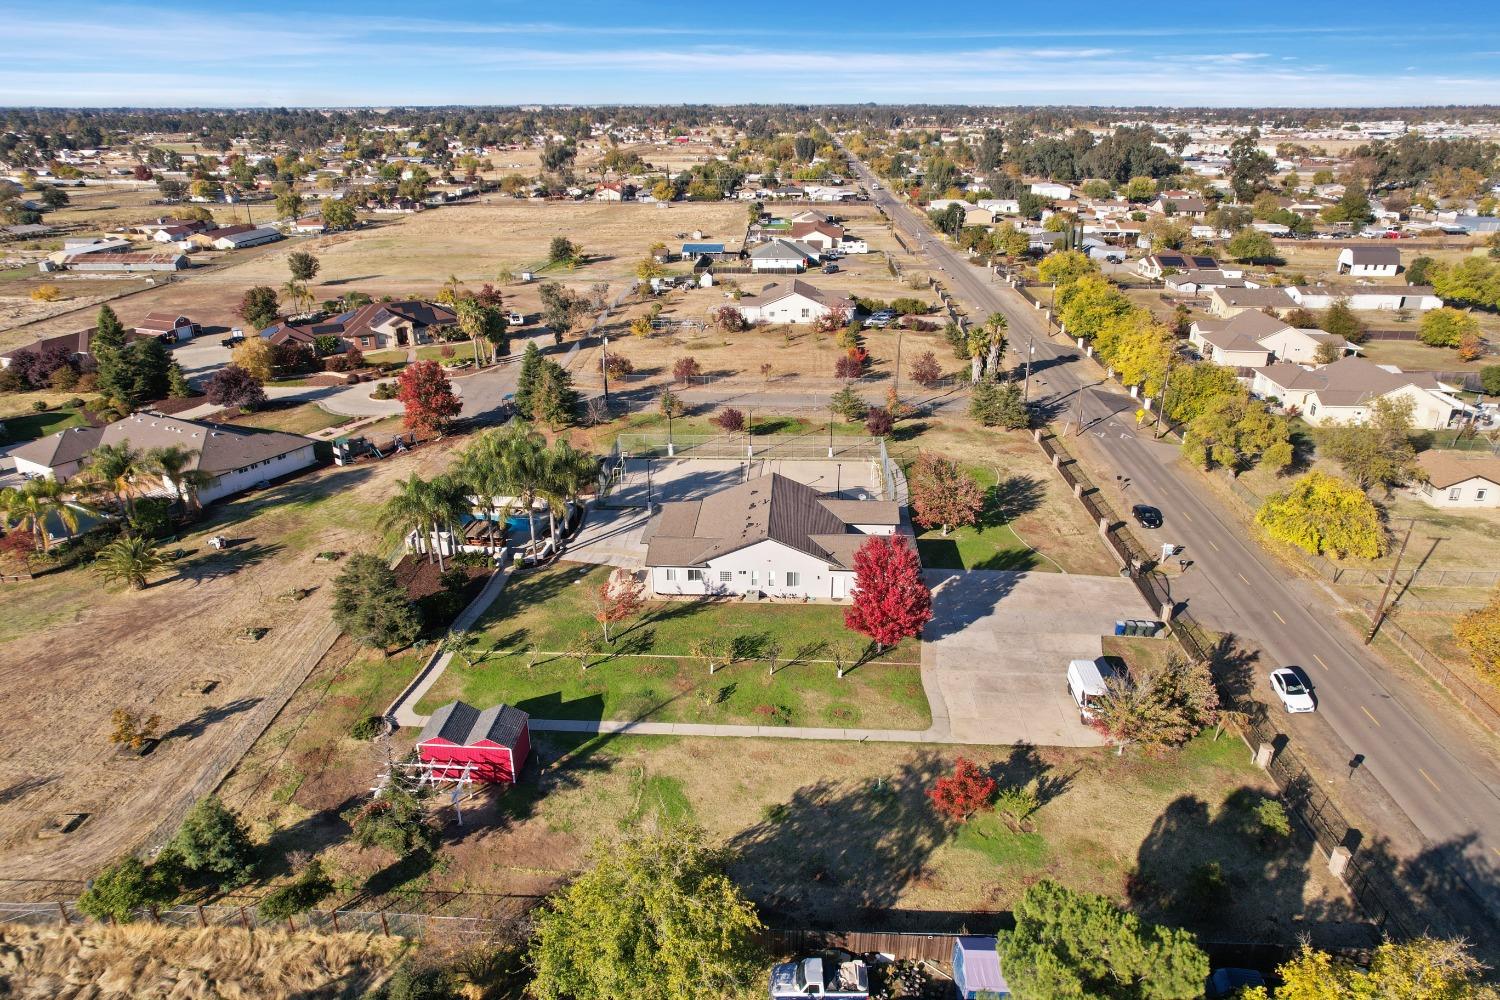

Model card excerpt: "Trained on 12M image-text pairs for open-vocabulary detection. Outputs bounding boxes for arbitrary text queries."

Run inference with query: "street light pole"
[1023,330,1036,402]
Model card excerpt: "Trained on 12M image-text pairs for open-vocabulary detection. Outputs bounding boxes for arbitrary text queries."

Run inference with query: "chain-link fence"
[614,431,887,462]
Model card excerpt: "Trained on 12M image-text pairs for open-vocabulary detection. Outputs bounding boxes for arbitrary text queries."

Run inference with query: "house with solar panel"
[259,300,458,352]
[416,700,531,784]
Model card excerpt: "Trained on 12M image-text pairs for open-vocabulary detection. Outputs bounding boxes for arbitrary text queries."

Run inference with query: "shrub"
[1255,798,1292,844]
[49,365,79,391]
[928,757,996,822]
[372,381,400,400]
[864,405,895,436]
[834,354,863,380]
[711,407,746,432]
[30,400,48,412]
[257,860,334,921]
[890,297,929,316]
[30,284,62,302]
[1183,860,1230,914]
[169,796,256,891]
[351,715,385,741]
[672,356,702,384]
[909,351,943,386]
[995,783,1041,831]
[603,353,634,378]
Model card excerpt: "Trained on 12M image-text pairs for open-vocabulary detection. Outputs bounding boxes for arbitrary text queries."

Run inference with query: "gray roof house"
[643,473,905,600]
[9,413,318,505]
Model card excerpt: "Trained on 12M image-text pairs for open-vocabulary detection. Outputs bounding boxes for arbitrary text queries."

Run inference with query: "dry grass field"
[0,439,462,885]
[0,921,405,999]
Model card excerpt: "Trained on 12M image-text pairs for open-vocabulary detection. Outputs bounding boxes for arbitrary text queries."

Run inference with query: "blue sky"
[5,1,1500,107]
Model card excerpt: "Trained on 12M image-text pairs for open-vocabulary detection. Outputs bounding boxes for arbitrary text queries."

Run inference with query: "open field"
[1360,337,1495,373]
[225,400,358,436]
[413,561,929,729]
[0,435,463,884]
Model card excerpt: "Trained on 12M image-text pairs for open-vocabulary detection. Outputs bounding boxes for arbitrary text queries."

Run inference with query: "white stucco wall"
[195,444,318,504]
[1415,477,1500,508]
[649,538,855,599]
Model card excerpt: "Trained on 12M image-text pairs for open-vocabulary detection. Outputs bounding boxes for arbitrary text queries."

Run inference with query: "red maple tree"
[843,534,932,649]
[927,757,996,821]
[588,568,646,643]
[909,453,984,536]
[395,360,461,436]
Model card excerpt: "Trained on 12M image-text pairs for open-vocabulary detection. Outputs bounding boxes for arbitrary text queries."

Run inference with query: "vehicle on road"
[822,263,839,274]
[221,333,245,348]
[867,309,896,328]
[506,310,525,325]
[1269,668,1316,713]
[1131,504,1163,529]
[770,954,869,999]
[1068,657,1122,722]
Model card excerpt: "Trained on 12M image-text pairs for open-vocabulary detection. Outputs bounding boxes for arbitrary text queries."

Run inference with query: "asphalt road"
[840,145,1500,916]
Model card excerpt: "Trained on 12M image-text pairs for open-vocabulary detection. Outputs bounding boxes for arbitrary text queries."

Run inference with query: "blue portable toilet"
[952,936,1009,999]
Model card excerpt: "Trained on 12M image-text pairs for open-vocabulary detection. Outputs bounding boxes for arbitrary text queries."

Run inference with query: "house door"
[831,576,846,599]
[395,326,410,346]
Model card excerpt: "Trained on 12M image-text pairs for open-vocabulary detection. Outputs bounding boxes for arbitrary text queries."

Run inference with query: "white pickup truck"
[769,955,869,998]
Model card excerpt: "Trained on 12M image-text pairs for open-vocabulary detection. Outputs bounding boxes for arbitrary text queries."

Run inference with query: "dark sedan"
[1132,504,1163,529]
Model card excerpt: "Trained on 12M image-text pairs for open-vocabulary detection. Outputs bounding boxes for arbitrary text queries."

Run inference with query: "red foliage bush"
[928,757,996,821]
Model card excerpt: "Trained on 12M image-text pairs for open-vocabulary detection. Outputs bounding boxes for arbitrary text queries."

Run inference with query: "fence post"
[57,900,69,925]
[196,903,207,928]
[1253,742,1274,769]
[240,906,251,930]
[331,910,341,933]
[1328,846,1352,878]
[380,912,390,937]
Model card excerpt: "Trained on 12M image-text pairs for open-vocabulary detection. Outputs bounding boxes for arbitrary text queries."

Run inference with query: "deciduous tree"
[237,285,280,330]
[396,360,462,436]
[1419,307,1480,348]
[909,350,942,386]
[588,568,645,643]
[711,407,745,432]
[1225,227,1275,262]
[844,535,931,650]
[204,364,267,411]
[1183,392,1293,475]
[1256,471,1386,559]
[287,250,321,283]
[927,757,996,821]
[1454,588,1500,681]
[909,453,984,536]
[1319,395,1422,494]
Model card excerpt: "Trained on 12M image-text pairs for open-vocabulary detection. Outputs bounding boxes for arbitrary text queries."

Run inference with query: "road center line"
[1272,609,1287,624]
[1312,654,1329,671]
[1361,705,1381,727]
[1237,572,1251,585]
[1417,767,1442,792]
[1207,539,1220,551]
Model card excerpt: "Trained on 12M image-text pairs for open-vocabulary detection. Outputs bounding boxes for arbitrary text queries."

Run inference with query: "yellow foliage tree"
[1256,471,1386,560]
[1453,588,1500,681]
[231,337,276,382]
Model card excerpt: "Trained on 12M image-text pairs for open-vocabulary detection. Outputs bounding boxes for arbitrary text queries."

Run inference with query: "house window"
[767,571,776,587]
[686,569,704,583]
[719,570,733,583]
[1449,487,1462,501]
[785,571,800,588]
[664,569,677,582]
[800,308,810,318]
[1478,489,1488,501]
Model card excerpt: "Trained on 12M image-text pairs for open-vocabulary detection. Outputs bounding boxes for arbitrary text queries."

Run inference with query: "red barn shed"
[416,700,530,784]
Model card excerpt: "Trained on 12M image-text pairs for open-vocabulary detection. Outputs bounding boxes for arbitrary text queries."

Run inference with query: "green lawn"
[362,349,407,365]
[417,562,929,729]
[915,464,1055,572]
[0,407,86,445]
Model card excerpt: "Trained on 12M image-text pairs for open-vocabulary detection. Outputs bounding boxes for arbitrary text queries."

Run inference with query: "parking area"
[922,569,1151,746]
[602,456,889,508]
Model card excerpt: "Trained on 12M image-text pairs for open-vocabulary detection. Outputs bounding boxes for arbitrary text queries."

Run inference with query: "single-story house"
[416,700,531,784]
[1029,182,1072,200]
[594,182,636,201]
[134,312,198,344]
[787,221,844,251]
[977,198,1020,214]
[1164,269,1251,295]
[1411,453,1500,509]
[1149,195,1209,217]
[261,300,457,351]
[1190,311,1350,369]
[1284,284,1442,312]
[644,473,905,600]
[0,327,128,371]
[10,413,318,505]
[152,222,211,243]
[57,252,188,273]
[1251,357,1471,430]
[748,238,819,272]
[681,241,726,258]
[292,215,327,234]
[1206,286,1296,318]
[211,225,282,250]
[1137,252,1220,280]
[736,279,854,326]
[1337,246,1401,278]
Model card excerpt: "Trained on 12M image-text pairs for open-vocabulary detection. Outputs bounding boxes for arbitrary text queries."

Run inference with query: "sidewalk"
[529,718,946,742]
[388,565,514,728]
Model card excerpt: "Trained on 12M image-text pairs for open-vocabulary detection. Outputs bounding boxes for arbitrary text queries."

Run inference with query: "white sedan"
[1269,668,1316,713]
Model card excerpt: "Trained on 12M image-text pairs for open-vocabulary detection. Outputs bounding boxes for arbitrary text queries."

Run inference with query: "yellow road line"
[1208,539,1220,551]
[1361,705,1381,727]
[1180,511,1192,522]
[1417,767,1442,793]
[1312,653,1329,671]
[1272,610,1287,625]
[1237,572,1251,585]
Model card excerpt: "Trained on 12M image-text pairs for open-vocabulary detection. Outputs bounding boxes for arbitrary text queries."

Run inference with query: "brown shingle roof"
[10,413,314,477]
[1416,452,1500,489]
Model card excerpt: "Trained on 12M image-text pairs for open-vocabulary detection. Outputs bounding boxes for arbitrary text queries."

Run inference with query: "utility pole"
[1071,383,1085,436]
[1367,518,1416,644]
[1022,330,1036,402]
[892,327,904,407]
[600,336,610,402]
[1153,358,1173,439]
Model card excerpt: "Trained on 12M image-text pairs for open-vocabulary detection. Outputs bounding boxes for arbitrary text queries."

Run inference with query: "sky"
[5,1,1500,108]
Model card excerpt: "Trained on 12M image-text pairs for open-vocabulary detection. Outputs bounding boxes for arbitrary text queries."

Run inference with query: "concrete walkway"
[389,566,514,728]
[528,718,942,742]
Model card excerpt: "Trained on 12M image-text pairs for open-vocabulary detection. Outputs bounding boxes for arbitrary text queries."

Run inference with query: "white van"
[1067,658,1115,721]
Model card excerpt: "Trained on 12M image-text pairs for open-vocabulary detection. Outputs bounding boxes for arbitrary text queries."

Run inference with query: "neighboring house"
[644,473,905,600]
[134,312,199,344]
[1029,182,1072,199]
[417,700,531,784]
[211,225,282,250]
[291,215,326,234]
[976,198,1020,214]
[1285,284,1442,312]
[10,413,318,505]
[152,222,209,244]
[1337,246,1401,278]
[50,252,188,273]
[594,182,636,201]
[736,279,854,325]
[1412,453,1500,509]
[747,238,819,272]
[0,328,125,371]
[1206,286,1296,318]
[1083,242,1127,264]
[261,300,457,351]
[1189,311,1350,369]
[1250,357,1471,429]
[1137,252,1219,280]
[1149,195,1209,217]
[1164,269,1251,295]
[838,235,870,254]
[788,221,844,251]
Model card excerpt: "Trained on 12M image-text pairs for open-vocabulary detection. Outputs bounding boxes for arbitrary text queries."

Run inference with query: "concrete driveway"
[922,569,1150,746]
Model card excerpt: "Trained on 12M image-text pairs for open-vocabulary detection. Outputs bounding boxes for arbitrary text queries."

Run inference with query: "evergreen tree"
[332,552,422,653]
[170,796,256,891]
[91,305,131,405]
[514,341,543,416]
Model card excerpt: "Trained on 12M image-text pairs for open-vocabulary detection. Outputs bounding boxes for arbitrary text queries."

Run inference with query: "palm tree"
[380,473,441,568]
[84,442,148,521]
[0,478,86,553]
[427,473,470,567]
[455,433,513,557]
[145,445,212,515]
[540,439,598,544]
[93,535,169,590]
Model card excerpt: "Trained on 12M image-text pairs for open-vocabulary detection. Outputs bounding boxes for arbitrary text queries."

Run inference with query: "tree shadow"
[989,743,1072,806]
[921,569,1018,640]
[0,774,56,807]
[1208,634,1261,707]
[162,697,263,742]
[174,541,284,584]
[261,794,362,876]
[1132,790,1374,948]
[727,753,952,928]
[1352,833,1500,967]
[983,474,1045,526]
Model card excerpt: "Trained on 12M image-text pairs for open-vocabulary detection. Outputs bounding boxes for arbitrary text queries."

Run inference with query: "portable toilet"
[952,936,1009,999]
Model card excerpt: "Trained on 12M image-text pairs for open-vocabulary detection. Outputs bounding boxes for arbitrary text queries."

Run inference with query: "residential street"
[838,144,1500,919]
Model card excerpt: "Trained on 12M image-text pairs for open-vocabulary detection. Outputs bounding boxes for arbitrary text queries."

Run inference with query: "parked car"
[506,310,525,326]
[1131,504,1163,529]
[221,333,245,348]
[1269,668,1316,713]
[867,309,896,328]
[822,263,839,274]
